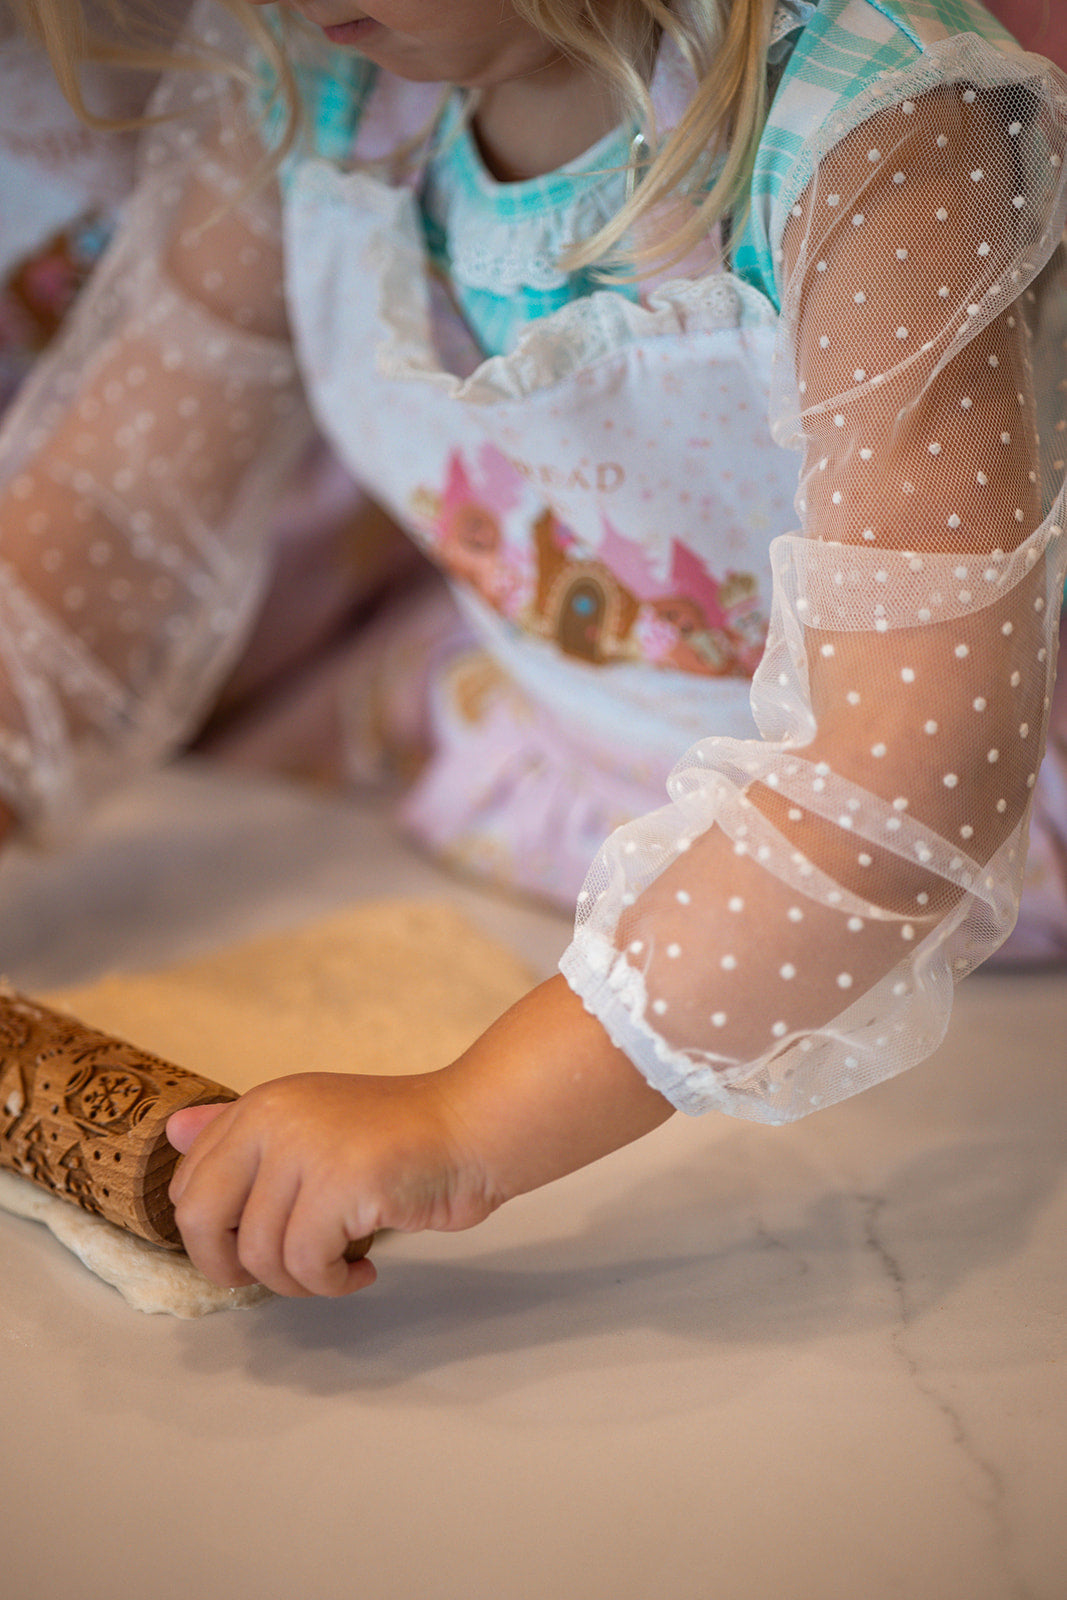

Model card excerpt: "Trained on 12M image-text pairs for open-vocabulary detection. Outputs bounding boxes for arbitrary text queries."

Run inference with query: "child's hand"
[166,1071,494,1298]
[166,978,673,1299]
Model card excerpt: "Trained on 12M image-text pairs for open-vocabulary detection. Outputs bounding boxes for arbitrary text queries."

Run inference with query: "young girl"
[4,0,1067,1299]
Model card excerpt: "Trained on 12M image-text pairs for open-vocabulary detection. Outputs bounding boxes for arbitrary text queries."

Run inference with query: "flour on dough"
[0,899,533,1316]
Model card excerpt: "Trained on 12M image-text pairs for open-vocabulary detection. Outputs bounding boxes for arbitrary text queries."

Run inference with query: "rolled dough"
[0,899,533,1316]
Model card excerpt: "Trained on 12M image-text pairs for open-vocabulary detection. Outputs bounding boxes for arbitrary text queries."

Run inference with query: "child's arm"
[0,19,313,835]
[167,974,673,1297]
[169,68,1067,1295]
[561,71,1067,1117]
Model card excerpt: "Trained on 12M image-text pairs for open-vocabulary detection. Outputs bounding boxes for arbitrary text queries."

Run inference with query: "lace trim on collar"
[421,104,633,294]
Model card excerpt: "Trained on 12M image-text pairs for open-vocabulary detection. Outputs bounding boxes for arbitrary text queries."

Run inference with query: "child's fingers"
[234,1174,313,1298]
[170,1133,261,1288]
[281,1193,378,1298]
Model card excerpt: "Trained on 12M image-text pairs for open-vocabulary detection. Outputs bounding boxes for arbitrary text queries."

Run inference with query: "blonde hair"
[6,0,294,135]
[510,1,777,272]
[10,0,777,271]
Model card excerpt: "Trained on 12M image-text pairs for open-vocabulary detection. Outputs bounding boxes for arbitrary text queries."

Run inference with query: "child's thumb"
[166,1101,231,1153]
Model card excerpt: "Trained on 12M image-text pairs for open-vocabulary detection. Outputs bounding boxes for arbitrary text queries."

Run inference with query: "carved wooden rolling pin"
[0,984,373,1261]
[0,983,239,1248]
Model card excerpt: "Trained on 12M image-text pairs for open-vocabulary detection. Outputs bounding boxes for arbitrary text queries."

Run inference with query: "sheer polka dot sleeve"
[0,3,313,833]
[561,59,1067,1122]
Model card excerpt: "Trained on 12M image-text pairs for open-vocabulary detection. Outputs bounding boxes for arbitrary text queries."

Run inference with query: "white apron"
[282,63,800,894]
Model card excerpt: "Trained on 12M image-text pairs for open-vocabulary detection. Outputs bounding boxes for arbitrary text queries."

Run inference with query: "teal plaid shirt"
[733,0,1020,305]
[276,2,1024,347]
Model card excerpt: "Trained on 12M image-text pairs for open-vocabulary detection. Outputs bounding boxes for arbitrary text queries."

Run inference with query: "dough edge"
[0,1167,271,1315]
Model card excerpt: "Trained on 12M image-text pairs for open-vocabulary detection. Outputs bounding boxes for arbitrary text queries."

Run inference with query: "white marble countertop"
[0,762,1064,1600]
